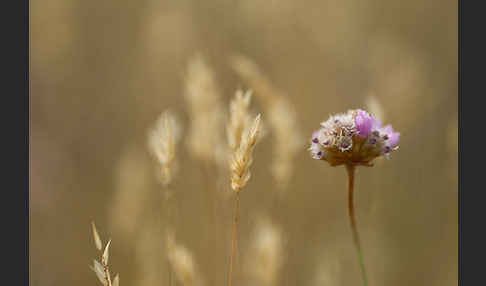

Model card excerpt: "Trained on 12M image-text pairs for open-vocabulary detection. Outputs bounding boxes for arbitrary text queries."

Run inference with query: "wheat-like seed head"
[90,222,119,286]
[227,89,253,152]
[148,110,181,186]
[229,54,277,106]
[184,55,221,114]
[230,54,302,190]
[184,55,227,166]
[230,114,262,192]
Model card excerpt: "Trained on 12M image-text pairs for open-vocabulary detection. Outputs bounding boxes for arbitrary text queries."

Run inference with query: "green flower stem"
[346,164,369,286]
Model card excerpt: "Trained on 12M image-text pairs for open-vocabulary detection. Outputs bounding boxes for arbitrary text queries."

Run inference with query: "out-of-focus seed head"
[184,55,227,167]
[167,232,204,286]
[245,216,284,286]
[147,110,181,186]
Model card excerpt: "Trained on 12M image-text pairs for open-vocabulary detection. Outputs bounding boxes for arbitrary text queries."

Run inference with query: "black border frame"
[459,0,486,284]
[4,0,29,284]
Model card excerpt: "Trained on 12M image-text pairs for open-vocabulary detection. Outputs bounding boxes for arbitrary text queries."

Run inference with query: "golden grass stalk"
[230,55,302,190]
[184,55,227,167]
[148,110,181,187]
[90,222,119,286]
[228,113,263,286]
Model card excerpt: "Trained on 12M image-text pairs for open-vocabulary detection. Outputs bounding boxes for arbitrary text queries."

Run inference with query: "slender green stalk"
[346,164,368,286]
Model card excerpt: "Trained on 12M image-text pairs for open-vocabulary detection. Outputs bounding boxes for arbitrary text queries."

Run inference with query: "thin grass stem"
[346,164,368,286]
[228,192,240,286]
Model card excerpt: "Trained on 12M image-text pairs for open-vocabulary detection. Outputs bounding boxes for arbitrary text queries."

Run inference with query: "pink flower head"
[354,109,374,138]
[379,124,400,152]
[309,109,399,166]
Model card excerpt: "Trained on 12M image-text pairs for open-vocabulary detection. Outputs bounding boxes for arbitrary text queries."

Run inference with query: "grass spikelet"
[102,239,111,265]
[92,221,103,251]
[245,215,284,286]
[90,222,119,286]
[230,54,302,190]
[148,110,181,187]
[184,55,226,166]
[230,113,262,192]
[227,89,253,152]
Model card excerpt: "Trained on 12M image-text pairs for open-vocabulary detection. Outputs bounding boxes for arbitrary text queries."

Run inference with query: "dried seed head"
[230,54,275,104]
[185,55,221,112]
[227,89,253,152]
[91,221,103,251]
[148,110,181,186]
[230,114,262,192]
[102,239,111,265]
[90,223,118,286]
[91,260,107,285]
[230,54,302,190]
[184,55,226,166]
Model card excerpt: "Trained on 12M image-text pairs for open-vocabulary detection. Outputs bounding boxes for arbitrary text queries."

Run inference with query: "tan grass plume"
[90,222,120,286]
[184,55,226,167]
[230,54,302,190]
[230,113,262,192]
[167,231,204,286]
[227,89,253,153]
[148,110,182,187]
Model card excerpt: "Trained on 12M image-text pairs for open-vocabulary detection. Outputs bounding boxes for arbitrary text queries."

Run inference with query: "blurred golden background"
[30,0,457,285]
